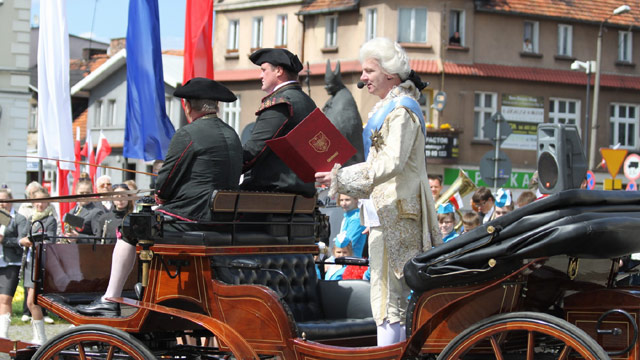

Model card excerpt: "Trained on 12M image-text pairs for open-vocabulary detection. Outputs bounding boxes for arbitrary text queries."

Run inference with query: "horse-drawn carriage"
[5,189,640,359]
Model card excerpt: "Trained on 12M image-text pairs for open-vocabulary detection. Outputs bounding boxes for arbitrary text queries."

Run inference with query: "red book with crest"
[265,108,357,183]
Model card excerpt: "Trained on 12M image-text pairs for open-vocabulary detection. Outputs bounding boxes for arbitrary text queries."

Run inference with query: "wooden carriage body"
[7,189,640,359]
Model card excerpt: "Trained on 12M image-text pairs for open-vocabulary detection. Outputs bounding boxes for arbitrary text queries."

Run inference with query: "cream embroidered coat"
[330,81,442,325]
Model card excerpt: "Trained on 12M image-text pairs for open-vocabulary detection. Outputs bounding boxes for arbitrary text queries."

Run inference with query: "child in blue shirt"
[437,203,459,243]
[337,194,367,258]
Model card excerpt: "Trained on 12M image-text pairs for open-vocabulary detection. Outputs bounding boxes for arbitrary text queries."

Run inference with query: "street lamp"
[570,60,595,157]
[589,4,631,170]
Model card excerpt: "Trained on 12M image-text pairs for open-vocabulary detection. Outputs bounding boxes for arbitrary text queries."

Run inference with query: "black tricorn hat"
[173,77,237,102]
[249,48,303,73]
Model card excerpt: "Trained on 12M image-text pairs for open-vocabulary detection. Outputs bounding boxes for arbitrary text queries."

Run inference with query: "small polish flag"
[95,130,112,165]
[448,192,463,210]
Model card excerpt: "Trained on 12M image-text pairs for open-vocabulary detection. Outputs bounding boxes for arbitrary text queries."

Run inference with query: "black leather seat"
[297,280,375,340]
[212,254,376,341]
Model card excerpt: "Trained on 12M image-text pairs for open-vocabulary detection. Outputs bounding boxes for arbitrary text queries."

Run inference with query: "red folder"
[266,108,357,183]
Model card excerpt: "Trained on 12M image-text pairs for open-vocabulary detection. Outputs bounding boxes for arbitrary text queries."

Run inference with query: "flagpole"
[38,160,43,184]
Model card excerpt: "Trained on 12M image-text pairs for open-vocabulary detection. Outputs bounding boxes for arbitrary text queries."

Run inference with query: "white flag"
[37,0,74,171]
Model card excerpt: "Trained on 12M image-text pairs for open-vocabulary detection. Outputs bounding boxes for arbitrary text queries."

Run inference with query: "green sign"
[444,168,534,189]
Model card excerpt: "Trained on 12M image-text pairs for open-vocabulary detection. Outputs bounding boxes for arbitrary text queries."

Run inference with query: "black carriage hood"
[404,190,640,292]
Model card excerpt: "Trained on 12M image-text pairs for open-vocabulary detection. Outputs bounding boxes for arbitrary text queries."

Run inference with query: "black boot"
[76,297,120,317]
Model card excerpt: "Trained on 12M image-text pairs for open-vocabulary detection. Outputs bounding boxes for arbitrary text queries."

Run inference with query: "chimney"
[82,48,107,61]
[109,38,126,56]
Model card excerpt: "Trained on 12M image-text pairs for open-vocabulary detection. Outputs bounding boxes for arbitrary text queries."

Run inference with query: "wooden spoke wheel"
[437,312,609,360]
[32,324,156,360]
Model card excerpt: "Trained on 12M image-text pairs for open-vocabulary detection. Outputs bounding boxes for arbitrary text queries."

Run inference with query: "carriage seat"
[297,279,376,341]
[154,191,319,246]
[212,254,376,341]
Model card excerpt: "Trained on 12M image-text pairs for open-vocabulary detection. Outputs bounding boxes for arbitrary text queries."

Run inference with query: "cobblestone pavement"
[0,323,70,359]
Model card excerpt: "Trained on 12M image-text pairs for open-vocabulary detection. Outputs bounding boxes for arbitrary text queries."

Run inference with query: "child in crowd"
[336,194,367,258]
[494,188,514,218]
[471,187,496,223]
[21,188,56,345]
[461,212,481,233]
[324,241,353,280]
[516,190,536,208]
[437,203,458,243]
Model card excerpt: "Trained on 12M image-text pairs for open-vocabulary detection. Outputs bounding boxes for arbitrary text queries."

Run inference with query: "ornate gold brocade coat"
[330,81,441,325]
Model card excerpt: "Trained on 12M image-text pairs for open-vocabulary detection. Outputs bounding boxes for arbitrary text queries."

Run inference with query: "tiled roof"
[69,54,109,87]
[162,49,184,56]
[73,109,88,142]
[215,58,640,90]
[441,62,640,90]
[476,0,640,27]
[298,0,359,15]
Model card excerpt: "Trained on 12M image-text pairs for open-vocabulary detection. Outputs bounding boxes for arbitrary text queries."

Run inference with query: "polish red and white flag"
[448,192,464,210]
[95,130,112,165]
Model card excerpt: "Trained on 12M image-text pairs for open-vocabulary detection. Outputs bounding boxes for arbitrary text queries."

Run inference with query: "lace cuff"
[328,163,342,199]
[332,162,375,200]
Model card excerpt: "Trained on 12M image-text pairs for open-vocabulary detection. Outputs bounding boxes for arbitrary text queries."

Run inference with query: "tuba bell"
[435,170,477,231]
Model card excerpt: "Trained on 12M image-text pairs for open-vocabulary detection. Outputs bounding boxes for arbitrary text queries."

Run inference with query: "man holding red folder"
[241,48,317,197]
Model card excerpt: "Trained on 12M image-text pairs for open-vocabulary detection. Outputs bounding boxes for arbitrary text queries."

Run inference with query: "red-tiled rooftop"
[163,49,184,56]
[298,0,359,14]
[442,62,640,90]
[477,0,640,27]
[215,59,640,90]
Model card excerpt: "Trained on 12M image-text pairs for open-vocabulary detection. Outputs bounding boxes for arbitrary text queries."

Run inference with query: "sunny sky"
[30,0,187,50]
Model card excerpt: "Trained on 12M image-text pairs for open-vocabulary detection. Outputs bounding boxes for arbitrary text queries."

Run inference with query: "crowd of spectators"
[0,177,137,344]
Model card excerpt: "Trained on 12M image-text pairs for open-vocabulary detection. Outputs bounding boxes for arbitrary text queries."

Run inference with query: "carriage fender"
[108,297,259,359]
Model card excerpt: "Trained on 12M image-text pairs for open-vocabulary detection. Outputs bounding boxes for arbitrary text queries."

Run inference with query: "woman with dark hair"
[94,183,134,242]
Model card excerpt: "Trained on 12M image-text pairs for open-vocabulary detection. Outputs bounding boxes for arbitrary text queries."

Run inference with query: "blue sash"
[362,96,425,159]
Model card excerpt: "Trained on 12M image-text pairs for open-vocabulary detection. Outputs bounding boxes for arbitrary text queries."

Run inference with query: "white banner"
[37,0,75,171]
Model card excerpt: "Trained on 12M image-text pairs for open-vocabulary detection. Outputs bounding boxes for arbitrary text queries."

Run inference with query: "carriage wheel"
[437,312,609,360]
[32,324,156,360]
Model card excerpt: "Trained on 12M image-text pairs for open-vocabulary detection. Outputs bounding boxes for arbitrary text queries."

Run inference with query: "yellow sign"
[603,178,623,190]
[600,148,628,178]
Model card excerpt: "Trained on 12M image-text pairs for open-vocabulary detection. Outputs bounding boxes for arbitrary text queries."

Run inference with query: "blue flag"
[124,0,175,161]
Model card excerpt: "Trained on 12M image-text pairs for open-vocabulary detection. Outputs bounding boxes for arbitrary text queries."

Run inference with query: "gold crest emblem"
[309,131,330,153]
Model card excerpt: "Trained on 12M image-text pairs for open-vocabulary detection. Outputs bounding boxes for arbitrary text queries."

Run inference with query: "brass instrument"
[435,169,477,231]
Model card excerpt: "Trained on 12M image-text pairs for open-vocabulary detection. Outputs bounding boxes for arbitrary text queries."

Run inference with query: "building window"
[398,8,427,44]
[227,20,239,52]
[557,24,572,56]
[106,99,117,127]
[609,103,638,149]
[449,10,465,46]
[28,104,37,131]
[222,97,241,134]
[474,92,497,139]
[549,98,580,131]
[275,14,288,47]
[94,100,103,128]
[325,15,338,48]
[523,21,539,53]
[619,31,633,62]
[251,17,263,49]
[365,8,377,41]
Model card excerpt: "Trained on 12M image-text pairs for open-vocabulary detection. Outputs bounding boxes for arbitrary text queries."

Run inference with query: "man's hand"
[315,172,332,187]
[19,237,32,248]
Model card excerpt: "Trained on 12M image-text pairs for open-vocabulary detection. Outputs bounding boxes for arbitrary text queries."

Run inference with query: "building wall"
[213,0,640,188]
[214,1,305,72]
[0,0,31,193]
